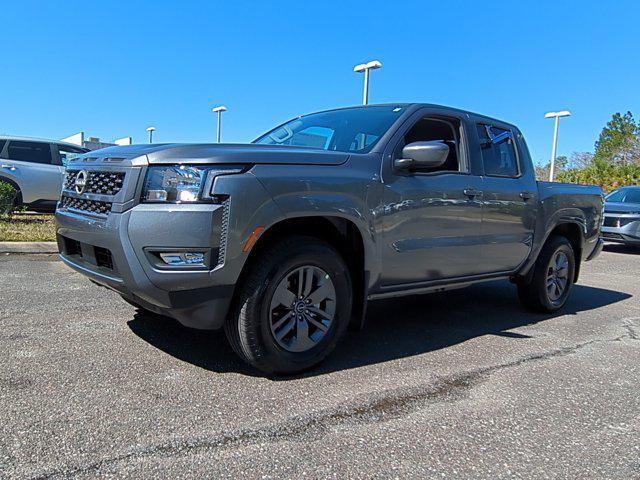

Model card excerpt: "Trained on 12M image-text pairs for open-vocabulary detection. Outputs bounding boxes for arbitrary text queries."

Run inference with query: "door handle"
[1,164,16,171]
[519,191,534,200]
[463,188,483,198]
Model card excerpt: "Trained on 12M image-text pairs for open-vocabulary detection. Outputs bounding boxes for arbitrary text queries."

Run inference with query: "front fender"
[250,163,381,289]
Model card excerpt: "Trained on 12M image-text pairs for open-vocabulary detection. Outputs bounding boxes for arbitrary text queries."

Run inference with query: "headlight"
[142,165,244,203]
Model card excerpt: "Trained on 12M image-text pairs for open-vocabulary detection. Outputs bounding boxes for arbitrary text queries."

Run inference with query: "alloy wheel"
[546,250,569,303]
[269,265,336,353]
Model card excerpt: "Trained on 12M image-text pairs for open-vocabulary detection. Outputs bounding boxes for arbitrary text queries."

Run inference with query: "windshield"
[254,106,405,153]
[606,188,640,204]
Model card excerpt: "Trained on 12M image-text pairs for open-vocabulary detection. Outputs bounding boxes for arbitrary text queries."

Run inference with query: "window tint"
[0,140,6,156]
[394,117,462,173]
[58,145,88,166]
[477,124,519,177]
[349,133,379,152]
[7,141,52,164]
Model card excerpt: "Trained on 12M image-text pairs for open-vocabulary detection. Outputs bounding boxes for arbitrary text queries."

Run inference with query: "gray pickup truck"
[56,104,604,374]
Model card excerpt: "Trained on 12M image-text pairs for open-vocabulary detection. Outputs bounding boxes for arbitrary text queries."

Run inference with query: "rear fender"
[518,209,586,281]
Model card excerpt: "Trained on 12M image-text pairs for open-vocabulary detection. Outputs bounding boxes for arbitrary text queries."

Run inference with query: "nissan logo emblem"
[75,170,89,194]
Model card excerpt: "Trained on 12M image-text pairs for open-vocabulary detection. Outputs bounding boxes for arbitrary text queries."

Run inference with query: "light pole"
[146,126,156,144]
[353,60,382,105]
[544,110,571,181]
[212,106,227,143]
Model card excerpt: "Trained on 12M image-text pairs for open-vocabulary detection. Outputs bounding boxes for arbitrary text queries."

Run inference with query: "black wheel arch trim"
[518,215,586,282]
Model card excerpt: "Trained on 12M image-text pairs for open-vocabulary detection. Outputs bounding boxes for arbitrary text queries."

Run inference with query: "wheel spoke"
[271,311,293,331]
[302,267,314,297]
[304,312,328,332]
[297,268,304,297]
[308,306,333,321]
[275,315,296,341]
[292,317,314,351]
[307,282,333,305]
[272,286,296,308]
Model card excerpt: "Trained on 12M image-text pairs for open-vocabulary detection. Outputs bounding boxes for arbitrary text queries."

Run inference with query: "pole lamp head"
[354,60,382,73]
[146,126,156,133]
[212,106,227,113]
[545,110,571,118]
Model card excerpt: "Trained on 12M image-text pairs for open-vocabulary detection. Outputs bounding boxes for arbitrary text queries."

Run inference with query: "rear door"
[3,140,62,204]
[474,122,537,273]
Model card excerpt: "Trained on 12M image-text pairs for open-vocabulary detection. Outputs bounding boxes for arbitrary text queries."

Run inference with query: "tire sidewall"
[537,239,575,311]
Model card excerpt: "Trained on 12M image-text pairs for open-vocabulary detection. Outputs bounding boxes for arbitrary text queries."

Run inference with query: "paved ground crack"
[30,332,632,479]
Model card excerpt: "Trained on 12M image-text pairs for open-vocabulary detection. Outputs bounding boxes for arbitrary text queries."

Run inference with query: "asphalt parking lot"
[1,245,639,479]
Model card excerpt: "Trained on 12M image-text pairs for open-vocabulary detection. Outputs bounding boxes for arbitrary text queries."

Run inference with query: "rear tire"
[225,236,352,375]
[13,190,22,211]
[518,235,576,313]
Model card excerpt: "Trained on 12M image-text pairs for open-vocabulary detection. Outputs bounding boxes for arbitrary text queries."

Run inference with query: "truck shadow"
[127,281,631,378]
[603,243,640,255]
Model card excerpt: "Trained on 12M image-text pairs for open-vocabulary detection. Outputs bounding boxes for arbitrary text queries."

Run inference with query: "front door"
[380,173,485,285]
[379,112,486,287]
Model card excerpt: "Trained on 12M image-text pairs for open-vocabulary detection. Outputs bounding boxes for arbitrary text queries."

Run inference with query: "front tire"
[225,236,352,374]
[518,235,576,313]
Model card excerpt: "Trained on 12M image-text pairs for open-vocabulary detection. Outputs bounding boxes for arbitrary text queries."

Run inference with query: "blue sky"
[2,0,638,164]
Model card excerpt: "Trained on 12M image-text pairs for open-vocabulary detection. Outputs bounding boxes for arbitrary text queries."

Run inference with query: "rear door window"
[7,141,53,164]
[477,124,519,177]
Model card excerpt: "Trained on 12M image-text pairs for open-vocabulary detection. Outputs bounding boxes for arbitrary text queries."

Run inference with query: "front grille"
[604,216,637,228]
[64,170,125,196]
[60,195,112,215]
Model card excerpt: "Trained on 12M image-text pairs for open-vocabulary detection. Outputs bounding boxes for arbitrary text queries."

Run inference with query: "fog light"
[159,252,205,266]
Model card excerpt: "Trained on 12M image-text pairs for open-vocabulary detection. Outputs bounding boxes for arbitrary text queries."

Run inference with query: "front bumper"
[56,204,234,330]
[601,216,640,246]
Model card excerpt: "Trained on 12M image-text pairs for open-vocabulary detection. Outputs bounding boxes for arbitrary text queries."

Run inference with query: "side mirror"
[394,141,449,170]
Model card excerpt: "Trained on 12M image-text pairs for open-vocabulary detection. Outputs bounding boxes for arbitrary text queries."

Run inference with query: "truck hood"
[604,201,640,214]
[83,143,350,166]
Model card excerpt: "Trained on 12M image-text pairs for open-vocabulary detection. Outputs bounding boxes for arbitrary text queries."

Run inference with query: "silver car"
[601,186,640,246]
[0,136,89,212]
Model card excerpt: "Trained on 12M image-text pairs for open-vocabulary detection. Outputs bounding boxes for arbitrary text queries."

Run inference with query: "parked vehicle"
[0,136,89,212]
[55,104,604,374]
[601,186,640,246]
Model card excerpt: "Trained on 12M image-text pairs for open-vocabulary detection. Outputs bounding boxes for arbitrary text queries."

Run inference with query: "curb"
[0,242,58,254]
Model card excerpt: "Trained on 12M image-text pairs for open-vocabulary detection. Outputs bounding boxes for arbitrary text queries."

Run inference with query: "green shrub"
[556,160,640,193]
[0,180,17,216]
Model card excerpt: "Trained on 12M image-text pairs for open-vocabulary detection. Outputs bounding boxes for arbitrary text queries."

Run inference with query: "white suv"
[0,136,89,212]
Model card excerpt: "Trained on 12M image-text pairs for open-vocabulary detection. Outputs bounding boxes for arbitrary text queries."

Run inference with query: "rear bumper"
[56,205,234,330]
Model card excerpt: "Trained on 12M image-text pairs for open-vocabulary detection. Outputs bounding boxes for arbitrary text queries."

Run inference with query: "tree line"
[535,111,640,192]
